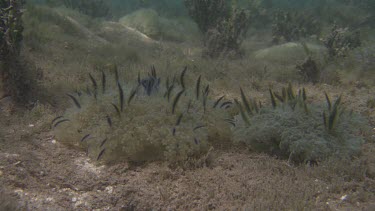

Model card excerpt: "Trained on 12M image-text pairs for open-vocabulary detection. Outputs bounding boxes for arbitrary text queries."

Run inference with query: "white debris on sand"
[105,186,113,194]
[74,157,105,176]
[340,195,348,201]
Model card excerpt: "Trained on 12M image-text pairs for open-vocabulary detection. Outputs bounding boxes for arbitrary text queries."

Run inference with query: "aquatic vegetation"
[296,57,320,84]
[324,24,361,58]
[61,0,110,18]
[53,66,233,164]
[233,85,368,164]
[119,8,199,42]
[184,0,228,33]
[1,0,35,103]
[184,0,250,58]
[203,8,250,58]
[272,10,321,43]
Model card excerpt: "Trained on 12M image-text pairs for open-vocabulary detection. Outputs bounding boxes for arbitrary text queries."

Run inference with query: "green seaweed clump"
[62,0,110,18]
[272,10,321,43]
[184,0,250,58]
[203,8,250,58]
[53,66,232,165]
[184,0,228,33]
[233,85,368,164]
[324,24,361,58]
[1,0,36,103]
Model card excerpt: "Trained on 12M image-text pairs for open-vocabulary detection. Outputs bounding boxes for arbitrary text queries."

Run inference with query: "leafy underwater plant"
[271,10,321,43]
[184,0,250,58]
[1,0,36,103]
[52,66,233,164]
[233,85,368,164]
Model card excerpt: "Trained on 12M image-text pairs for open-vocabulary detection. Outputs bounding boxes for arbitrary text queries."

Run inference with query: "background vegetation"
[0,0,374,209]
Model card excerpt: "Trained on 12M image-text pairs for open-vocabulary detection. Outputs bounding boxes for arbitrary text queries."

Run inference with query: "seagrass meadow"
[0,0,374,210]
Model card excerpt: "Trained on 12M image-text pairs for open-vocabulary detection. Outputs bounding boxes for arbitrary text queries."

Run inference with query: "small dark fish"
[85,86,92,96]
[166,76,170,90]
[106,115,112,127]
[66,93,81,109]
[274,92,284,103]
[102,71,106,94]
[180,66,187,89]
[89,74,98,99]
[269,89,277,108]
[118,82,124,111]
[172,90,185,114]
[114,64,119,82]
[186,99,192,113]
[193,125,205,131]
[100,138,108,148]
[240,87,252,115]
[111,103,121,118]
[176,113,183,126]
[53,119,70,128]
[137,72,141,85]
[196,75,201,100]
[224,118,236,127]
[97,149,106,161]
[89,73,98,90]
[194,138,199,145]
[75,89,82,97]
[220,101,233,108]
[172,127,176,136]
[151,65,157,77]
[51,116,64,126]
[203,85,210,97]
[302,88,307,101]
[128,87,138,105]
[203,96,208,113]
[81,134,91,142]
[213,95,225,108]
[226,121,236,127]
[166,84,175,102]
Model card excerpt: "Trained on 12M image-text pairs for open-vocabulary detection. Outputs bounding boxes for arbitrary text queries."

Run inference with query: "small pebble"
[29,124,35,127]
[0,170,3,176]
[46,197,54,202]
[72,197,77,202]
[51,140,57,144]
[105,186,113,194]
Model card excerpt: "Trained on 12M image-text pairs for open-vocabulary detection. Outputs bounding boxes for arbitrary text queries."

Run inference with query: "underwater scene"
[1,0,374,210]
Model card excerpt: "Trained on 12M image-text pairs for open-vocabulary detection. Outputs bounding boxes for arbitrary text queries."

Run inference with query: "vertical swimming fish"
[66,94,81,109]
[102,70,106,94]
[111,103,121,118]
[100,138,108,148]
[89,73,98,99]
[180,66,187,90]
[80,134,91,142]
[128,87,138,105]
[213,95,225,108]
[106,115,112,127]
[176,113,183,126]
[97,149,106,161]
[196,75,201,100]
[172,90,185,114]
[118,82,124,112]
